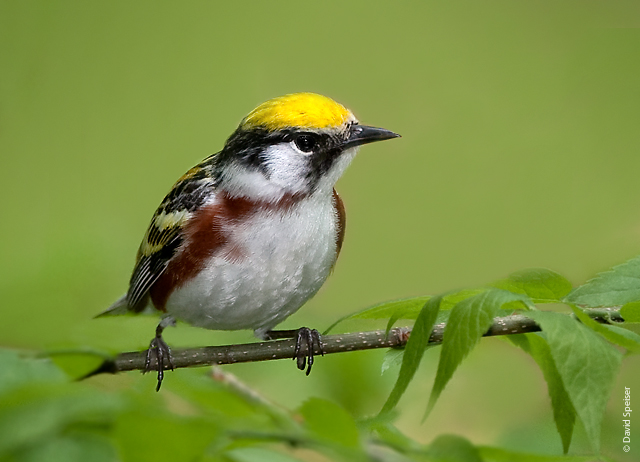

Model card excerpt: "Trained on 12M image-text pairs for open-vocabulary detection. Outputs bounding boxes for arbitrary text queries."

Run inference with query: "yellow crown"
[241,93,353,132]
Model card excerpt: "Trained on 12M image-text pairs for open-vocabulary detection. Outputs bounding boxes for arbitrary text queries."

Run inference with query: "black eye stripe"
[219,127,343,176]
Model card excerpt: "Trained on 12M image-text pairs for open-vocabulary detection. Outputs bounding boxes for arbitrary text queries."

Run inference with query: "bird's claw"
[294,327,324,375]
[144,334,174,391]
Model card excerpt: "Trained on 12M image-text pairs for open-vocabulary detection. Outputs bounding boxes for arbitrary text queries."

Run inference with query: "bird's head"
[215,93,399,200]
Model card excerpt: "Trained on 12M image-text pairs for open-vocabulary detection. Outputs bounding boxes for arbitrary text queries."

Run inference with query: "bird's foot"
[263,327,324,375]
[295,327,324,375]
[144,317,176,391]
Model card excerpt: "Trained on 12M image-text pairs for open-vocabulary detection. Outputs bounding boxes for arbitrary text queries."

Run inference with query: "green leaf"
[384,306,418,337]
[509,334,576,453]
[0,386,121,456]
[600,324,640,354]
[425,435,483,462]
[524,311,623,453]
[226,447,305,462]
[440,289,489,310]
[384,290,488,336]
[565,255,640,307]
[113,409,219,462]
[0,349,66,396]
[299,398,360,448]
[46,347,111,380]
[323,296,431,334]
[478,446,593,462]
[350,296,431,320]
[491,268,572,303]
[326,290,491,336]
[425,290,530,418]
[15,434,117,462]
[0,349,123,458]
[568,305,640,353]
[369,422,423,454]
[380,349,404,375]
[379,296,441,415]
[167,370,263,419]
[621,301,640,322]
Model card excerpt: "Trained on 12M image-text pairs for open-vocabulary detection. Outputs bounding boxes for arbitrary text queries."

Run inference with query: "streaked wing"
[126,155,218,311]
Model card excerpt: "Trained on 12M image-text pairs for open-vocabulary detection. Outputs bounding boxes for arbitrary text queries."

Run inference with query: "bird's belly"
[165,201,338,333]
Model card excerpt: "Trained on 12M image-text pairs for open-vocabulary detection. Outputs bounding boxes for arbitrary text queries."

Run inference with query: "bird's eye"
[293,134,317,153]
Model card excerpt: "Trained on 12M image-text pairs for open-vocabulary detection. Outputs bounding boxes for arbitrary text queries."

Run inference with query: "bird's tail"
[95,294,129,318]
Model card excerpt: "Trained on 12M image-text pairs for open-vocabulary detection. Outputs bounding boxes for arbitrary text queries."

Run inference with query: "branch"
[89,307,624,377]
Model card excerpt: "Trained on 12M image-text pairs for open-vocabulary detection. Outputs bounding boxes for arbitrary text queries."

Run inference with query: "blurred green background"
[1,0,639,459]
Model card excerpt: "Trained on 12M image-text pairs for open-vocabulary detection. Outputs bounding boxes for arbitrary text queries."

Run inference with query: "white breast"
[165,192,339,335]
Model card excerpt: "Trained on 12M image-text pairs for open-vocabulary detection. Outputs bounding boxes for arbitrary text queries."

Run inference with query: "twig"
[210,366,282,410]
[88,308,624,377]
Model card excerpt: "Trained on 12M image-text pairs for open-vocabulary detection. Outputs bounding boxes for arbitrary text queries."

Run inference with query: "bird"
[99,92,399,390]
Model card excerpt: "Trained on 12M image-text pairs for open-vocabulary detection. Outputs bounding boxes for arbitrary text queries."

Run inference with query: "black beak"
[343,125,400,150]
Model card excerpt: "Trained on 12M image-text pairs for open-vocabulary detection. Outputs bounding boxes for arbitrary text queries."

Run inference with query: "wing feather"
[124,155,218,312]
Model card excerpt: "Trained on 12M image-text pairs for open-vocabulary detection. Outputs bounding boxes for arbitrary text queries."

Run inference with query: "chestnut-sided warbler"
[100,93,399,389]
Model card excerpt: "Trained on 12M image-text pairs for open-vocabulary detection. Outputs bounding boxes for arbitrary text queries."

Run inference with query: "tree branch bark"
[89,307,624,377]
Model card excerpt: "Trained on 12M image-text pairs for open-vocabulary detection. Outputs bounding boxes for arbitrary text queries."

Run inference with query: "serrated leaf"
[383,290,487,336]
[379,297,441,416]
[524,311,622,453]
[381,349,404,375]
[601,324,640,354]
[565,255,640,307]
[323,296,431,334]
[568,305,640,353]
[491,268,572,303]
[435,309,453,325]
[621,301,640,322]
[326,291,492,336]
[385,306,418,337]
[350,296,431,320]
[440,289,489,310]
[425,290,530,418]
[299,398,360,448]
[509,334,576,453]
[478,446,592,462]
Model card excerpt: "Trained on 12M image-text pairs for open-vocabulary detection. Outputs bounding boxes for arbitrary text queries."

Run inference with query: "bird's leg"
[144,315,176,391]
[263,327,324,375]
